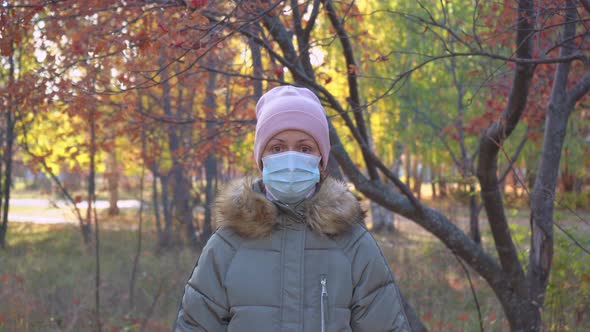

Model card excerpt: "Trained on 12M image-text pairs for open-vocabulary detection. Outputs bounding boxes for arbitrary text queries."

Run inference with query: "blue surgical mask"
[262,151,321,204]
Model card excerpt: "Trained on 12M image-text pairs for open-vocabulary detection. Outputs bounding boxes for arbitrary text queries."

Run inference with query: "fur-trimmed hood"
[213,177,363,238]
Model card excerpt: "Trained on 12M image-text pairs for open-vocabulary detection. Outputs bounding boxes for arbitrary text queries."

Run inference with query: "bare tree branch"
[498,126,529,184]
[453,253,484,332]
[303,0,321,39]
[567,71,590,104]
[528,0,579,313]
[580,0,590,15]
[476,0,536,294]
[322,0,380,181]
[328,121,505,281]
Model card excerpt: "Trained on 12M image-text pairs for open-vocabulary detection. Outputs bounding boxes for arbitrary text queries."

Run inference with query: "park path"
[9,198,589,234]
[8,198,141,224]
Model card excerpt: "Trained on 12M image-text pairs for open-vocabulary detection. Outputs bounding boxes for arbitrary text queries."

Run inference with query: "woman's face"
[262,130,321,159]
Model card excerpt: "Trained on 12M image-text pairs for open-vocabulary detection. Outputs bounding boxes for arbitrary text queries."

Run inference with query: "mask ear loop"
[258,180,266,194]
[319,158,329,184]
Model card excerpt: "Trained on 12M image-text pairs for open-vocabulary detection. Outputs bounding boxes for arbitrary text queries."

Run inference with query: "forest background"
[1,0,590,331]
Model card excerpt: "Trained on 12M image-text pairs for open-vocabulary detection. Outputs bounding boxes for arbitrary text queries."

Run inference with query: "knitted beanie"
[254,85,330,171]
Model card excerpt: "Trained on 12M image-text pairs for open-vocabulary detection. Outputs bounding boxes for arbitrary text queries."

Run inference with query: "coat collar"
[213,177,363,238]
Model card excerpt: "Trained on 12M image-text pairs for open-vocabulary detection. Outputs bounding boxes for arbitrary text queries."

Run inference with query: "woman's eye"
[271,145,283,153]
[300,146,311,153]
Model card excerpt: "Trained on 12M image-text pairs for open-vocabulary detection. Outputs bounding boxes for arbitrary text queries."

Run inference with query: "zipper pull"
[320,275,328,332]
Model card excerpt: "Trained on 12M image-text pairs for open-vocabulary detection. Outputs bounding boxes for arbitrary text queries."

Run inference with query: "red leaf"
[422,311,433,322]
[191,0,208,7]
[274,66,284,77]
[170,40,185,48]
[0,40,12,57]
[158,22,169,33]
[192,41,206,50]
[375,55,389,62]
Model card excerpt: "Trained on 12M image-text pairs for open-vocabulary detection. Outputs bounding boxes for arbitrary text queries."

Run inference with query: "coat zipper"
[320,275,328,332]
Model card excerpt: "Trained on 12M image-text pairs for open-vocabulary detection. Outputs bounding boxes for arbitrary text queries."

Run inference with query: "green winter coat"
[175,177,411,332]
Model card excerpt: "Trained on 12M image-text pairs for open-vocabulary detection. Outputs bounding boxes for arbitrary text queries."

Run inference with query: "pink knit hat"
[254,85,330,171]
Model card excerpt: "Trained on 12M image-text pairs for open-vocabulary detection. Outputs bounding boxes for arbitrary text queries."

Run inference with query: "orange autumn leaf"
[421,311,433,322]
[348,64,359,75]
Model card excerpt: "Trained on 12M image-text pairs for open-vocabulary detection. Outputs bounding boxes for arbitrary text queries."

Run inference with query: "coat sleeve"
[348,230,412,332]
[174,232,236,332]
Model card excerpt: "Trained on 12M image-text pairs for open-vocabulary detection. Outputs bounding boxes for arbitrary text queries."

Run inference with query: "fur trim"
[213,177,362,238]
[214,178,278,238]
[302,178,362,236]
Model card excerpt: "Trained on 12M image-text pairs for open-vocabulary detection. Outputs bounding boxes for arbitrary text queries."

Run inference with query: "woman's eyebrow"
[269,138,286,143]
[297,138,313,143]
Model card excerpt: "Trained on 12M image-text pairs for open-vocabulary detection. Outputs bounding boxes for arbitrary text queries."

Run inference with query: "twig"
[497,144,590,257]
[129,122,147,309]
[138,278,166,332]
[453,252,485,332]
[554,222,590,256]
[498,126,529,184]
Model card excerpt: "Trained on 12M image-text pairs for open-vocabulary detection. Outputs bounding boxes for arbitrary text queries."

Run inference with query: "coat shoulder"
[340,223,389,262]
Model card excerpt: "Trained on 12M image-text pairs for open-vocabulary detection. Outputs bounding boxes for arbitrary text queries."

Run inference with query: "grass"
[1,202,589,331]
[0,223,196,332]
[375,225,510,332]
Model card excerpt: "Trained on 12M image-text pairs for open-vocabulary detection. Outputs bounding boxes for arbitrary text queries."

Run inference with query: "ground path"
[8,198,141,224]
[8,197,590,234]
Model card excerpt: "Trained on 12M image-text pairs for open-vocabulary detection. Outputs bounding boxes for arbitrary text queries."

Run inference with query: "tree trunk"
[560,148,574,192]
[413,160,423,200]
[0,40,15,249]
[81,106,96,246]
[439,175,447,198]
[405,153,411,188]
[150,168,163,245]
[573,176,582,193]
[248,26,263,101]
[468,184,481,245]
[430,167,437,200]
[106,148,120,216]
[129,132,146,309]
[0,82,14,249]
[202,64,219,242]
[0,121,4,243]
[171,165,199,248]
[526,166,536,190]
[159,174,173,248]
[370,200,386,233]
[528,3,588,326]
[203,155,217,241]
[88,103,102,332]
[158,44,198,249]
[497,293,540,332]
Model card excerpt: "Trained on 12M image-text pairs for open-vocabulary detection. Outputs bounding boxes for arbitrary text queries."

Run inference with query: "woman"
[175,85,411,332]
